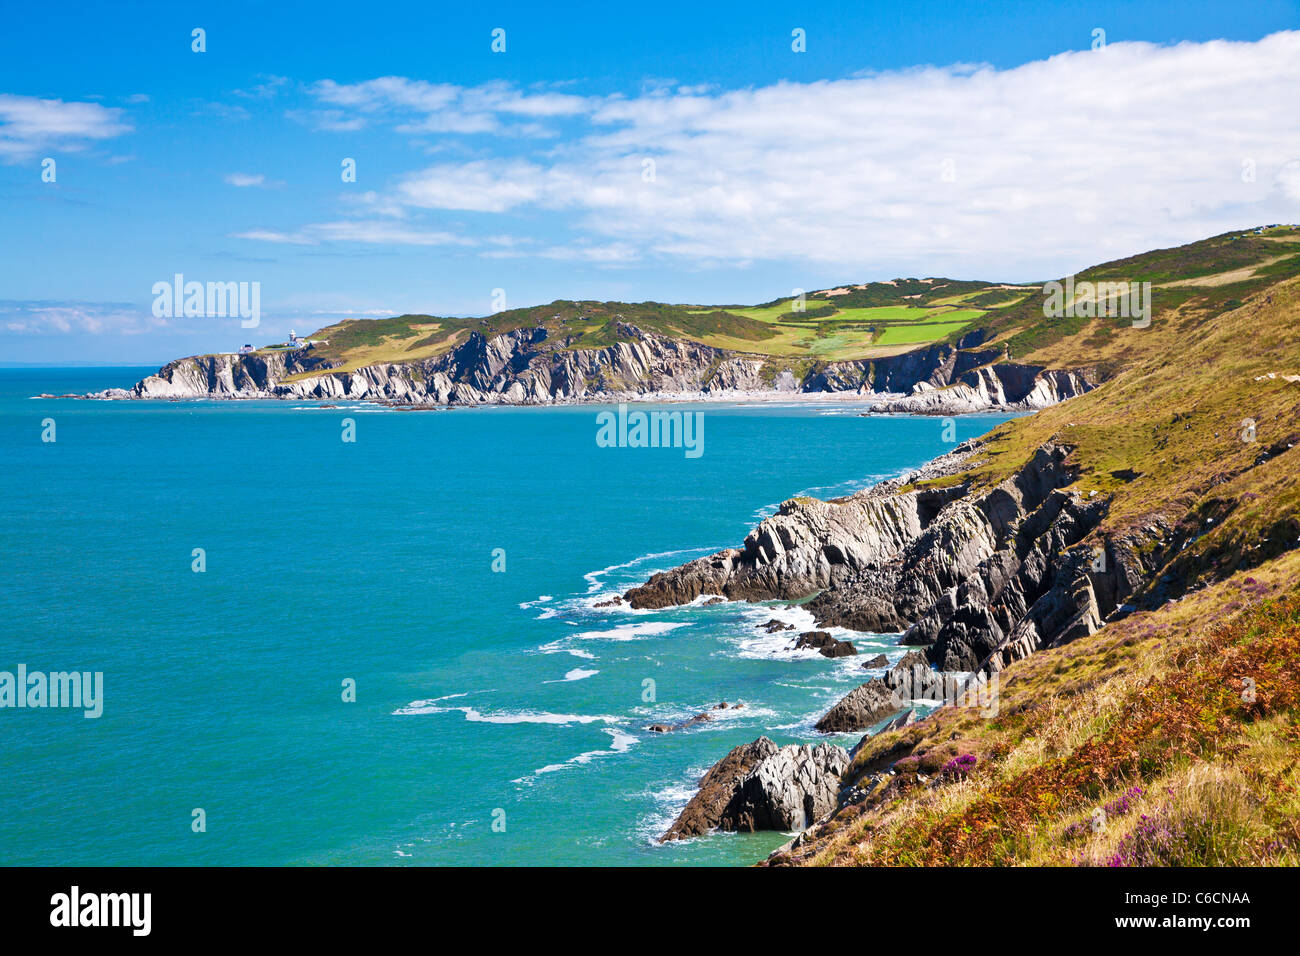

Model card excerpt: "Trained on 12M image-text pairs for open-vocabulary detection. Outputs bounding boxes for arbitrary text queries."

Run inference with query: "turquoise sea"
[0,367,1011,866]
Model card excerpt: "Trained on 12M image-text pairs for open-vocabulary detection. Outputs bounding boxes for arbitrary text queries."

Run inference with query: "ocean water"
[0,367,1012,866]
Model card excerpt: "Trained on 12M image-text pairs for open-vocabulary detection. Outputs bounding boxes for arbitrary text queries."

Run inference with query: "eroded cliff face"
[626,478,969,608]
[86,323,1098,413]
[624,441,1166,676]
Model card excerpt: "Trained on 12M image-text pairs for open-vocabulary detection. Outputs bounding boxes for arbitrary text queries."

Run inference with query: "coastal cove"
[1,367,1012,866]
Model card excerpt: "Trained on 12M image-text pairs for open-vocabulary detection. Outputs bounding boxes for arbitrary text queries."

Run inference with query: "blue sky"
[2,0,1299,363]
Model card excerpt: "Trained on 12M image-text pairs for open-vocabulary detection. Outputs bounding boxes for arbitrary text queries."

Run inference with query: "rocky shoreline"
[69,322,1098,417]
[641,432,1170,854]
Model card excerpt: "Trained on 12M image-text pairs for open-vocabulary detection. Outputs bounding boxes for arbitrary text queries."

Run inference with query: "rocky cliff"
[626,440,1165,677]
[660,737,849,840]
[638,438,1178,843]
[86,323,1097,413]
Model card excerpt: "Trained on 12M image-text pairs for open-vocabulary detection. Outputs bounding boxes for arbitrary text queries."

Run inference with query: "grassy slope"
[776,233,1300,868]
[691,283,1015,359]
[293,300,781,372]
[792,572,1300,866]
[275,278,1028,371]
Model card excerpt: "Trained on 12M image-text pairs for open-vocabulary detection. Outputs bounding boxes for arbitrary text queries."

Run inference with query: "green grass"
[693,299,817,323]
[679,298,992,358]
[875,320,977,346]
[828,305,939,321]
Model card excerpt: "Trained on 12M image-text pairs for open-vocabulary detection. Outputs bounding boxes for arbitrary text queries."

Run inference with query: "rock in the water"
[647,702,743,734]
[593,595,623,608]
[760,618,795,633]
[814,678,904,733]
[661,738,779,839]
[723,742,850,832]
[793,630,858,658]
[661,736,849,840]
[646,712,712,734]
[862,653,889,668]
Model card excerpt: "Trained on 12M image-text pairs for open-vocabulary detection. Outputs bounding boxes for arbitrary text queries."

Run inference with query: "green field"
[703,300,809,322]
[681,296,989,358]
[874,320,976,346]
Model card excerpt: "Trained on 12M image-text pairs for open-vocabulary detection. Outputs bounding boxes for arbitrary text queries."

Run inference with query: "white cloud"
[483,240,641,263]
[234,75,290,100]
[224,172,267,187]
[233,220,473,246]
[0,301,164,335]
[305,77,592,135]
[251,33,1300,277]
[0,93,131,162]
[395,160,547,212]
[285,108,367,132]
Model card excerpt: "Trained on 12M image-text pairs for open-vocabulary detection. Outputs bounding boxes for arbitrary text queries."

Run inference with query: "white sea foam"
[512,728,639,784]
[544,667,599,684]
[727,603,899,663]
[536,639,596,659]
[581,547,711,594]
[794,473,893,501]
[393,700,620,724]
[635,773,714,846]
[630,701,778,729]
[574,621,687,642]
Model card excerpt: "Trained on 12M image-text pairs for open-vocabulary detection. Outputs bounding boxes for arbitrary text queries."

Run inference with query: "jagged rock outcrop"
[804,444,1093,639]
[626,452,974,608]
[661,737,849,840]
[86,323,1098,413]
[793,631,858,657]
[817,654,995,734]
[630,439,1162,689]
[814,680,904,733]
[868,366,1095,415]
